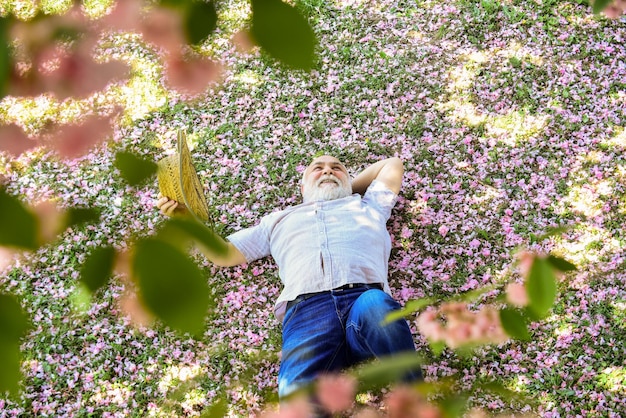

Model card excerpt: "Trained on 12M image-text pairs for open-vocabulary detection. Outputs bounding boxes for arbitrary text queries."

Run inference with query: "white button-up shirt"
[227,180,397,321]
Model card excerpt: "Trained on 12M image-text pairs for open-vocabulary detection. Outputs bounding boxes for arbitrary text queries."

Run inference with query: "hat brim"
[157,130,211,224]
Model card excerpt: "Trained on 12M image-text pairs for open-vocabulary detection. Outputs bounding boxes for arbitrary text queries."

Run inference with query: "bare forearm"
[351,157,404,195]
[197,240,247,267]
[156,196,246,267]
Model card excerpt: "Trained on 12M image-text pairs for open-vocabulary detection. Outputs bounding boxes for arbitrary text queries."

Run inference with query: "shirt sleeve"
[226,218,272,263]
[362,179,399,220]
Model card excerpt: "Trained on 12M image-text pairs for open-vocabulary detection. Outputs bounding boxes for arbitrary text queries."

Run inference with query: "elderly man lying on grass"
[157,155,421,415]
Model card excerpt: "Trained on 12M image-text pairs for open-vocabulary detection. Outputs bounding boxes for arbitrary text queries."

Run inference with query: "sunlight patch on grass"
[81,0,115,19]
[564,185,603,218]
[39,0,72,14]
[498,40,544,67]
[334,0,369,9]
[555,227,621,268]
[117,80,167,121]
[440,97,486,126]
[218,0,251,30]
[233,69,263,87]
[469,183,502,206]
[449,64,476,91]
[0,95,59,133]
[3,1,37,19]
[181,388,208,414]
[611,300,626,324]
[487,111,549,146]
[158,364,204,395]
[604,126,626,148]
[597,366,626,393]
[90,381,134,408]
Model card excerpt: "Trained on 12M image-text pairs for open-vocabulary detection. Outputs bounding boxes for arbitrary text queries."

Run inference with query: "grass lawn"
[0,0,625,416]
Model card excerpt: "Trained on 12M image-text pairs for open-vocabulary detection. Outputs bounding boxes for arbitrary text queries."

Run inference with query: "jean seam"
[282,304,299,329]
[347,321,378,359]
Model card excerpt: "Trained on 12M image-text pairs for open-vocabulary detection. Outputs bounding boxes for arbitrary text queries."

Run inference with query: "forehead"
[305,156,347,173]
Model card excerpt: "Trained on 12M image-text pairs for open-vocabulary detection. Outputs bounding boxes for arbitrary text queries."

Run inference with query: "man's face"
[301,156,352,203]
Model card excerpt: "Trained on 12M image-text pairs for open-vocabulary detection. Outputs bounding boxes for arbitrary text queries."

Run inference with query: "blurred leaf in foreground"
[185,1,218,45]
[592,0,612,14]
[250,0,317,71]
[526,256,557,319]
[156,217,228,256]
[80,246,116,294]
[132,238,211,336]
[64,207,101,230]
[115,151,158,187]
[0,188,38,251]
[499,307,531,340]
[384,297,435,323]
[0,17,10,99]
[353,352,423,392]
[0,294,30,396]
[547,254,577,272]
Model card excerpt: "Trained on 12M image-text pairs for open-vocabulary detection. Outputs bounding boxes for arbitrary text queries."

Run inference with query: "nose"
[322,165,332,175]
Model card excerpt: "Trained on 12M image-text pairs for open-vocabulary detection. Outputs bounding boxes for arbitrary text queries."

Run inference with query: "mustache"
[316,175,341,186]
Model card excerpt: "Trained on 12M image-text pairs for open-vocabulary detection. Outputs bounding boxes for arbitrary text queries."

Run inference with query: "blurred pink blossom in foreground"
[601,0,626,18]
[417,302,509,349]
[506,283,529,307]
[316,373,357,413]
[0,124,39,157]
[51,115,114,159]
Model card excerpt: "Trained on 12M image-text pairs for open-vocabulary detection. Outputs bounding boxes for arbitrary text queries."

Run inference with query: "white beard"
[302,175,352,203]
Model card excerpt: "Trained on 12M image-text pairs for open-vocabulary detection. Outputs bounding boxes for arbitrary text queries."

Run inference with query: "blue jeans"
[278,286,421,399]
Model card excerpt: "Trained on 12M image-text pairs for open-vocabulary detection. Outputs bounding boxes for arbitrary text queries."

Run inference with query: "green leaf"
[185,1,218,45]
[0,17,10,99]
[0,294,30,397]
[429,340,446,356]
[437,394,469,418]
[200,397,228,417]
[592,0,612,13]
[547,255,576,272]
[114,151,158,187]
[0,294,30,341]
[79,246,116,293]
[250,0,317,70]
[0,342,22,396]
[384,297,435,323]
[0,188,38,250]
[526,257,557,318]
[353,352,423,391]
[70,283,93,314]
[454,284,498,303]
[477,381,533,404]
[499,307,530,340]
[64,207,101,229]
[157,217,228,256]
[133,238,211,336]
[530,225,574,243]
[159,0,184,9]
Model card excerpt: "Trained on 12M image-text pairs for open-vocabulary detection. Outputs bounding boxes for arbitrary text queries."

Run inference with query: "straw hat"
[157,130,211,225]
